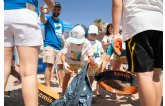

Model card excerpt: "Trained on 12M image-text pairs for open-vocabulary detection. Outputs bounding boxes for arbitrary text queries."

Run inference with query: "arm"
[43,0,55,11]
[61,53,66,63]
[112,0,123,55]
[61,41,68,63]
[61,53,72,73]
[102,36,110,46]
[100,43,104,60]
[100,55,111,72]
[112,0,122,35]
[40,0,55,23]
[61,42,72,73]
[61,22,65,42]
[99,43,113,72]
[40,8,47,24]
[61,34,66,43]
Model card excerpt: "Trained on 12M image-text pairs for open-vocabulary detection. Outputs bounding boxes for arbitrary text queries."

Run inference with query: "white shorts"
[4,9,43,47]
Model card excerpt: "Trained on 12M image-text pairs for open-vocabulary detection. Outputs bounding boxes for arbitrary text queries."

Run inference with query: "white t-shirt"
[62,39,93,65]
[122,0,163,41]
[102,35,113,44]
[89,40,104,65]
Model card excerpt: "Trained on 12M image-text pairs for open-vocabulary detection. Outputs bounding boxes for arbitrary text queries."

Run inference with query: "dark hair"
[105,23,113,35]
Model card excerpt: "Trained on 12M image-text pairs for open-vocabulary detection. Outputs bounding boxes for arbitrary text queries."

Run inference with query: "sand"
[4,73,143,106]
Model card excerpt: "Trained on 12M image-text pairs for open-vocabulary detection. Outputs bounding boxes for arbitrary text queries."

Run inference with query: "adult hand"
[40,6,49,14]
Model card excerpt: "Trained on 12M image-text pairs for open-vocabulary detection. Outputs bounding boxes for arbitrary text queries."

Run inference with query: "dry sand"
[5,73,142,106]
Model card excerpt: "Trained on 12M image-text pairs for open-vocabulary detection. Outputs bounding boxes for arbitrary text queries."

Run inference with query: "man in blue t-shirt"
[4,0,55,106]
[40,2,65,88]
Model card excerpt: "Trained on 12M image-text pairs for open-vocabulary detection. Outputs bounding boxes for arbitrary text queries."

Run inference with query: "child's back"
[122,0,163,41]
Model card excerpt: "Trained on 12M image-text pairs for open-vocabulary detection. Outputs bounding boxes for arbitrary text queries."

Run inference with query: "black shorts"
[125,30,163,72]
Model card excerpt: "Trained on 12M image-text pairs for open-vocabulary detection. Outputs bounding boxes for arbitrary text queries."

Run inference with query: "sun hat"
[88,25,98,35]
[67,24,88,44]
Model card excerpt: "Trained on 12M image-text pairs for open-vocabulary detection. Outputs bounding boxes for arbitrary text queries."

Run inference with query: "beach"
[5,73,142,106]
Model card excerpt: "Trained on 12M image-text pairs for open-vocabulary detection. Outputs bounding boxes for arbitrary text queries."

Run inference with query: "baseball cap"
[88,25,98,35]
[67,24,87,44]
[55,2,61,8]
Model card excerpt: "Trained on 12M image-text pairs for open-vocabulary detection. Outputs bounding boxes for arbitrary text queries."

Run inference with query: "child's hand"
[113,34,122,56]
[88,57,96,66]
[63,62,72,73]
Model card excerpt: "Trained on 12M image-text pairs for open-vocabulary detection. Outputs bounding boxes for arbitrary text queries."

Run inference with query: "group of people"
[40,3,127,97]
[4,0,163,106]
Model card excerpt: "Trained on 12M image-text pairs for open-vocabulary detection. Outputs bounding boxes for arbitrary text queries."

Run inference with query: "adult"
[40,2,65,87]
[4,0,55,105]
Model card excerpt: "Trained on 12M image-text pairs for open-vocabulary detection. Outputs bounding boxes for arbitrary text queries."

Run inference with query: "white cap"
[88,25,98,35]
[67,25,86,44]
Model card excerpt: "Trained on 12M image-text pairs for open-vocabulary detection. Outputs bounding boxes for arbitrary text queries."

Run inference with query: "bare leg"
[136,71,156,106]
[111,60,121,70]
[57,64,64,88]
[45,63,53,87]
[95,83,100,95]
[17,46,39,106]
[89,76,94,86]
[153,68,162,106]
[51,63,56,81]
[10,65,21,86]
[4,47,14,89]
[62,73,71,96]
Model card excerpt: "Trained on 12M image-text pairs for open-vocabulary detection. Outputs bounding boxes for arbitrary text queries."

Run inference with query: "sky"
[39,0,113,27]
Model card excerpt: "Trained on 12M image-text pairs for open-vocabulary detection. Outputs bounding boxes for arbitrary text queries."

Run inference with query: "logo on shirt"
[54,23,62,38]
[69,51,82,61]
[92,46,100,58]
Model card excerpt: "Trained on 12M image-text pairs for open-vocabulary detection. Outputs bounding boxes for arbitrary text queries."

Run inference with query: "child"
[112,0,163,106]
[100,36,127,72]
[61,24,94,96]
[87,25,104,96]
[102,23,113,51]
[99,35,127,100]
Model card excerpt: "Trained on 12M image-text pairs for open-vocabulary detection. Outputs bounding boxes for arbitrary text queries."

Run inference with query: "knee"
[19,65,37,77]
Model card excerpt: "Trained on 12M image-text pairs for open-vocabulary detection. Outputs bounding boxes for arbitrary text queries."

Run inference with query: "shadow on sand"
[4,88,163,106]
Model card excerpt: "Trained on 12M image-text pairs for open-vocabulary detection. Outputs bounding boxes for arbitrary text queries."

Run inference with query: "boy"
[61,24,94,96]
[87,25,104,96]
[112,0,163,106]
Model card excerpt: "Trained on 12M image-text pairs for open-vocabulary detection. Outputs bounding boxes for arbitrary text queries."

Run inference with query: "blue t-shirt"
[107,43,126,56]
[4,0,38,14]
[44,16,64,50]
